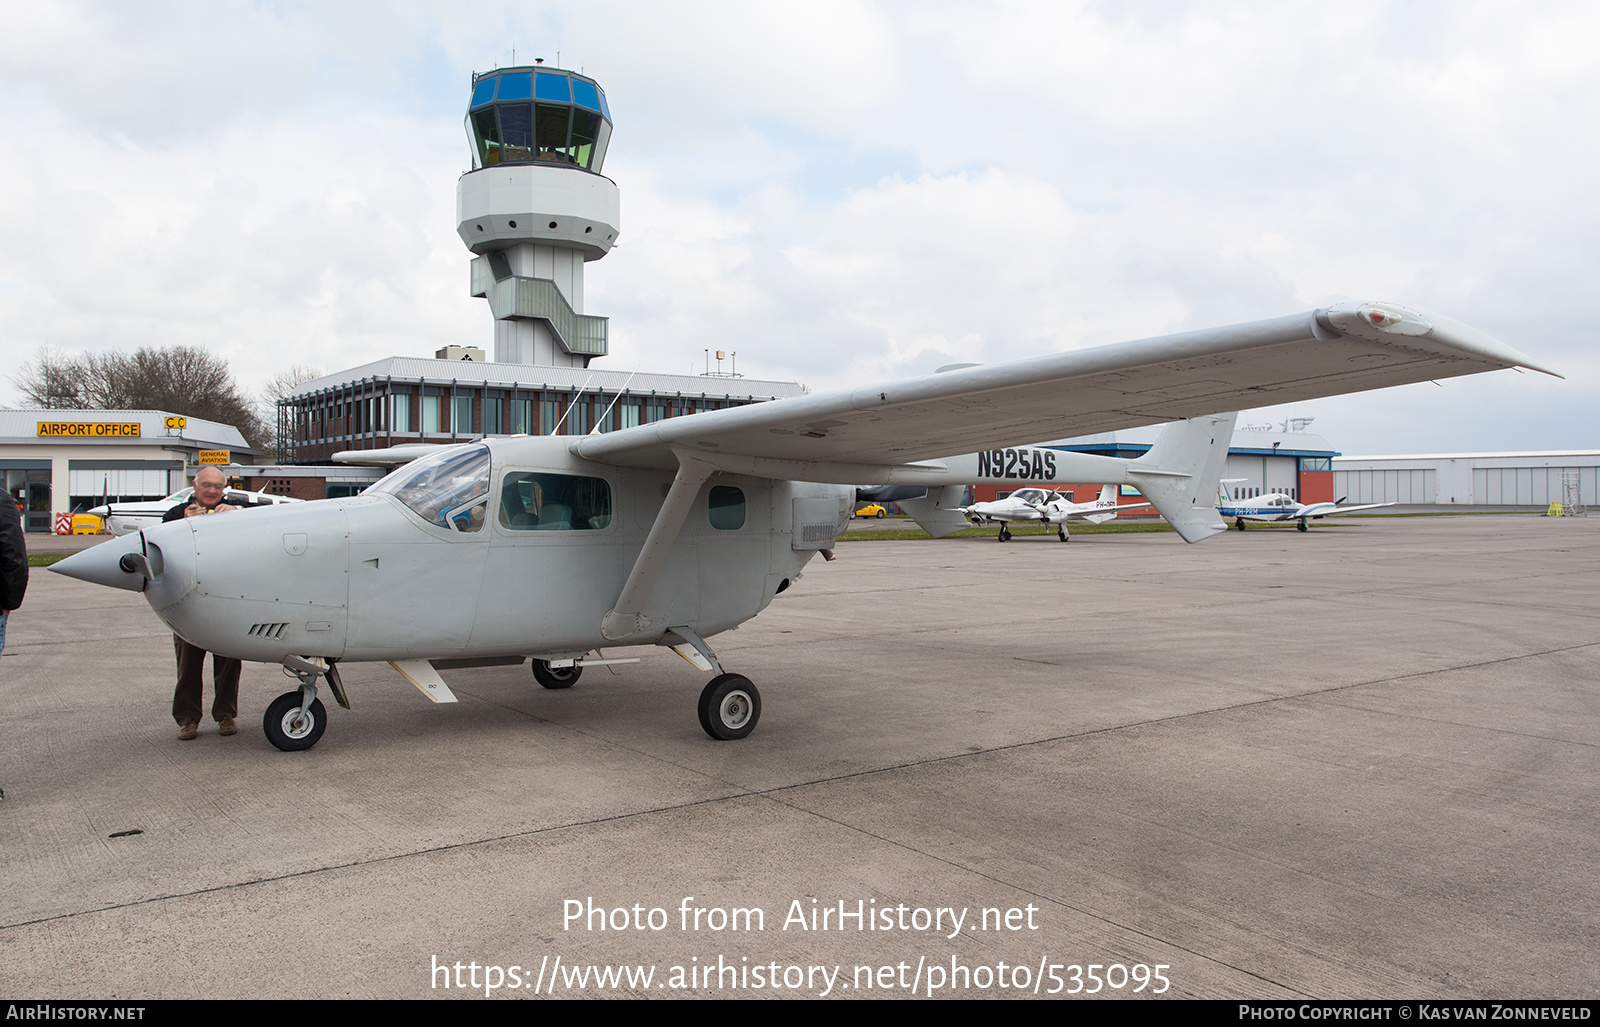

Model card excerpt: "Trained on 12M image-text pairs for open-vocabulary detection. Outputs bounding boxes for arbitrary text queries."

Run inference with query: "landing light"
[1357,302,1431,337]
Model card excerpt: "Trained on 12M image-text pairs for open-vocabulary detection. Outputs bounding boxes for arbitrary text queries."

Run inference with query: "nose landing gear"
[264,691,327,751]
[265,655,344,752]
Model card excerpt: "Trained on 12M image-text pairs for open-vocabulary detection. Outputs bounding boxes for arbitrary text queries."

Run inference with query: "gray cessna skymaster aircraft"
[54,302,1551,749]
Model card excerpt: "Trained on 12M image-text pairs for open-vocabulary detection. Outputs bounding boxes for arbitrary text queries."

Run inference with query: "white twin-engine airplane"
[1217,479,1395,531]
[960,483,1149,542]
[53,302,1552,749]
[88,487,303,537]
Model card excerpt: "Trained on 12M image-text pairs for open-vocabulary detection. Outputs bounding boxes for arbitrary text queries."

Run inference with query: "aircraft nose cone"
[50,534,151,592]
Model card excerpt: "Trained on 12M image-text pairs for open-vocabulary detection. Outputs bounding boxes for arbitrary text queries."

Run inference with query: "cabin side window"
[497,471,613,531]
[708,486,745,530]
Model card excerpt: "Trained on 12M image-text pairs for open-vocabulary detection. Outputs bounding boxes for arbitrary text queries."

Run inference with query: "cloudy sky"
[1,1,1593,454]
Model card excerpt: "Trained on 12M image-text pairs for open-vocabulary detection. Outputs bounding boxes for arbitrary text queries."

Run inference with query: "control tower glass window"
[496,73,533,101]
[499,103,533,162]
[466,68,613,173]
[535,104,572,161]
[535,73,570,102]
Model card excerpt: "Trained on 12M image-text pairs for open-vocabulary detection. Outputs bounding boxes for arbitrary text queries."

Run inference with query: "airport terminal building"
[0,410,254,532]
[277,356,804,467]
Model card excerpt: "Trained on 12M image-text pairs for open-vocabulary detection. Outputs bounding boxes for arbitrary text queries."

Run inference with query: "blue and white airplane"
[1217,479,1393,532]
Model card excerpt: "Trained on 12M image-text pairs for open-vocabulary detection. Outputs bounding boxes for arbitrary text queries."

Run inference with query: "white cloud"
[0,1,1590,454]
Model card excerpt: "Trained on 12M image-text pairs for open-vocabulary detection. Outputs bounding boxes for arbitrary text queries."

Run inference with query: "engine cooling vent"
[247,622,288,639]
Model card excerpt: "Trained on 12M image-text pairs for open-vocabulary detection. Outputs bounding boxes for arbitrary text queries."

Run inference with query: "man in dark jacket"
[1,492,26,660]
[163,466,248,740]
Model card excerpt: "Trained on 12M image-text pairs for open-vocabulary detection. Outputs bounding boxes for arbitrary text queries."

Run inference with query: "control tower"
[457,64,619,368]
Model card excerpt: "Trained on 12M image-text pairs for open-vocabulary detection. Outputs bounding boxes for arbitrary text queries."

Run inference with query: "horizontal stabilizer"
[857,484,930,504]
[900,485,973,538]
[333,444,461,467]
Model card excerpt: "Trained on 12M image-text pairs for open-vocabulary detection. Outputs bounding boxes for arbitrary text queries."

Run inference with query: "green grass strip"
[27,553,72,567]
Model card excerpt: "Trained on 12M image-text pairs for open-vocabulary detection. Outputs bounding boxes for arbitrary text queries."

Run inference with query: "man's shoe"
[218,717,237,736]
[178,722,199,741]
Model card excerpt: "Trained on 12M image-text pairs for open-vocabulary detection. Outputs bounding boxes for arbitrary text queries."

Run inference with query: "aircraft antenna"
[551,375,594,435]
[592,370,638,435]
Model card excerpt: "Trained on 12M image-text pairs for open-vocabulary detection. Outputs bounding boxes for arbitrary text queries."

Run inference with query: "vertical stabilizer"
[1127,413,1238,542]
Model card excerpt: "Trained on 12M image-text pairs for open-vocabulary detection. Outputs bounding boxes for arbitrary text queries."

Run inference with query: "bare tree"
[10,344,271,449]
[258,365,323,411]
[11,344,90,408]
[258,365,323,462]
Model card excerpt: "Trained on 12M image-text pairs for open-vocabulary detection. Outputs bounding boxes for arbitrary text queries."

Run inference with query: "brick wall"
[242,476,326,502]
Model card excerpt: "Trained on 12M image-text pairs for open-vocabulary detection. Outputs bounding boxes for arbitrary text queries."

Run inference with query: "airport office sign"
[36,421,142,438]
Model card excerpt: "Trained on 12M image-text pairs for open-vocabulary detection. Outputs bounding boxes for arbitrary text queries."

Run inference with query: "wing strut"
[601,449,717,641]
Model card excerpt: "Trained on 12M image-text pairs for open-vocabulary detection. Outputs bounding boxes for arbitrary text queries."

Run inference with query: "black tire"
[533,660,581,689]
[1297,520,1308,532]
[263,691,327,752]
[998,526,1011,542]
[1059,529,1069,542]
[1235,519,1246,531]
[698,674,761,740]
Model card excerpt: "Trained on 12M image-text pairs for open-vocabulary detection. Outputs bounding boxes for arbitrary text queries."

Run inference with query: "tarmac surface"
[2,514,1597,1000]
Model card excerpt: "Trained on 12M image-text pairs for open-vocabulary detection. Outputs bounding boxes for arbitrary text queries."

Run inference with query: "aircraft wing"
[571,302,1552,476]
[957,506,1045,524]
[1300,501,1397,518]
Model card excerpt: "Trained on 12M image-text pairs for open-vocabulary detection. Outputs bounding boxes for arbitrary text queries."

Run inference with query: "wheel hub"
[719,691,753,728]
[281,708,315,739]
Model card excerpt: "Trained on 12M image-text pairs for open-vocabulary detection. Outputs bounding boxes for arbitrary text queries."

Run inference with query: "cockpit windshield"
[369,444,491,533]
[1012,489,1049,505]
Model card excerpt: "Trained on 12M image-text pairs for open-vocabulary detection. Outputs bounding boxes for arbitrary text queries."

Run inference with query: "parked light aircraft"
[1218,479,1394,531]
[89,487,303,536]
[53,302,1551,749]
[960,484,1150,542]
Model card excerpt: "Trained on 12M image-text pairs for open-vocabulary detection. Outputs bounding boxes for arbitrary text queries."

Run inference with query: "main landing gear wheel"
[1235,518,1246,531]
[997,525,1012,542]
[532,660,582,689]
[264,690,327,752]
[698,674,761,740]
[1058,528,1069,542]
[1297,519,1308,532]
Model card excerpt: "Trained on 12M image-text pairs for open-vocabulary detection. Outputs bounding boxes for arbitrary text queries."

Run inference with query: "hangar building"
[1334,450,1600,509]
